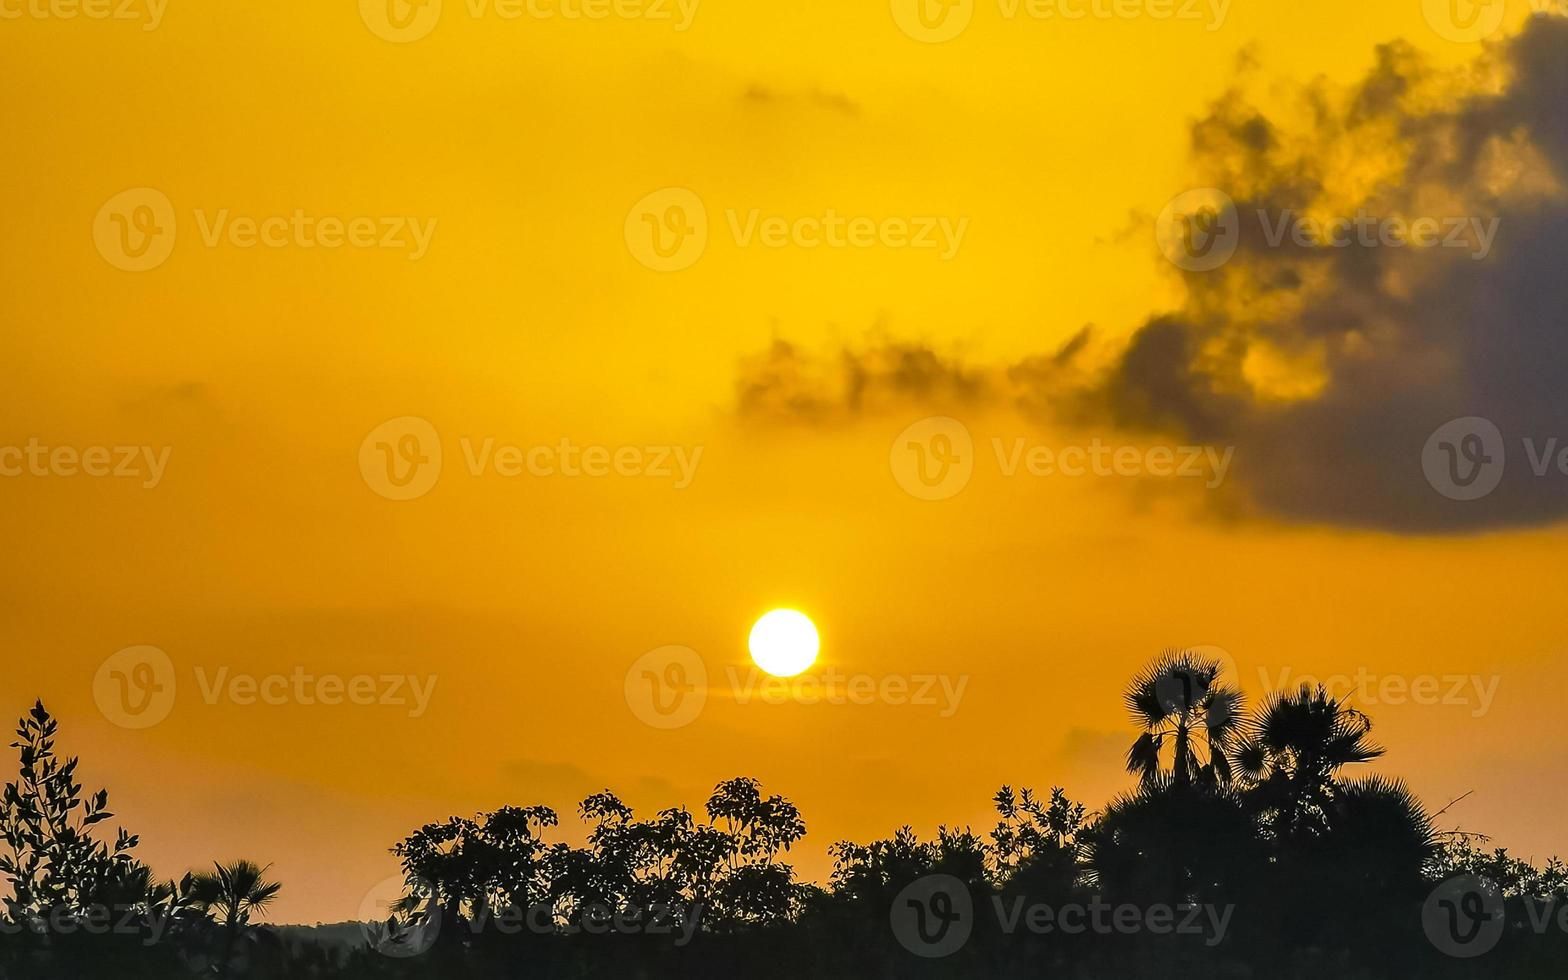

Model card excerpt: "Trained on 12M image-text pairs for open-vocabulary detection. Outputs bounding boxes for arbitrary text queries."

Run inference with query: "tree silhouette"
[189,860,283,976]
[0,701,144,919]
[1123,649,1244,791]
[1231,683,1385,843]
[4,651,1564,979]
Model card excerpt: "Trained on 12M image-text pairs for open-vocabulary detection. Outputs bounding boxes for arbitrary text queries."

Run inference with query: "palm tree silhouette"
[190,860,282,976]
[1231,684,1384,842]
[1123,649,1244,791]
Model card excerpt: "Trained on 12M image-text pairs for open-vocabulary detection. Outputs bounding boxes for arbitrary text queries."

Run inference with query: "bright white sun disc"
[748,610,819,677]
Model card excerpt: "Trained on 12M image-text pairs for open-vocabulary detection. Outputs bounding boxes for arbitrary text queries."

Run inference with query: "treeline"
[3,651,1566,978]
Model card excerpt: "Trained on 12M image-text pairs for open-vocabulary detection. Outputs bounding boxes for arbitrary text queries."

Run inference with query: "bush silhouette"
[2,654,1562,979]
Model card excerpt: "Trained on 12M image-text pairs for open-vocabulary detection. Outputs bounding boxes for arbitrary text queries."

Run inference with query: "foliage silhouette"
[1124,649,1244,791]
[2,654,1564,978]
[188,860,283,976]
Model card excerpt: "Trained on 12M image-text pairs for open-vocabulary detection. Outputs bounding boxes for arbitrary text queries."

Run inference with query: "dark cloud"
[736,337,990,424]
[735,18,1568,534]
[1072,18,1568,532]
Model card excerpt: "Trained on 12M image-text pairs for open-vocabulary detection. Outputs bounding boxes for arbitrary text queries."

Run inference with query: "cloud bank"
[737,18,1568,534]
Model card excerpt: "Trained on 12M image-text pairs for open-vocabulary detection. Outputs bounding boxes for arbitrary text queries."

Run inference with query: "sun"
[748,609,819,678]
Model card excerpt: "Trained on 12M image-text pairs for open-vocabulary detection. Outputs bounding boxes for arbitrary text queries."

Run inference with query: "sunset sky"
[2,0,1566,923]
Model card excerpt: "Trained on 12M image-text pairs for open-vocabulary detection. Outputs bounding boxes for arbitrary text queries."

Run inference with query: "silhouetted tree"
[1231,684,1385,843]
[1124,650,1244,791]
[189,860,283,976]
[0,701,144,918]
[7,646,1566,979]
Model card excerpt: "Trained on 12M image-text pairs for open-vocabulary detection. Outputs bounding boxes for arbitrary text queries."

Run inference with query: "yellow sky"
[1,0,1562,922]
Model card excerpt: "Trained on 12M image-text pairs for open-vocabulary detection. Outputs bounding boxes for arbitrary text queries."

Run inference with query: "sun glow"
[748,609,820,678]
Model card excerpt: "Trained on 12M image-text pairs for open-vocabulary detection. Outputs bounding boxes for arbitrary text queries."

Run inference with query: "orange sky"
[2,0,1564,923]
